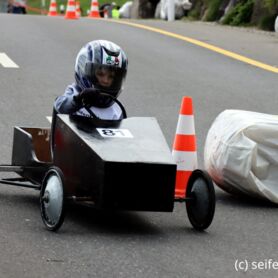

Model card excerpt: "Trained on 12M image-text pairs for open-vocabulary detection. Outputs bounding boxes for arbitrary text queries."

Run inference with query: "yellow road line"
[108,20,278,74]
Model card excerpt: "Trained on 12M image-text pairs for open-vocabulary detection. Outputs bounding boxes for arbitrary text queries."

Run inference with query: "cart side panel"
[11,127,51,185]
[53,117,105,202]
[12,127,35,166]
[12,127,51,165]
[23,128,51,163]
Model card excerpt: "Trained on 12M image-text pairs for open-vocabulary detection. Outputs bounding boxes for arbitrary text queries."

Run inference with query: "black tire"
[186,169,215,231]
[40,167,66,231]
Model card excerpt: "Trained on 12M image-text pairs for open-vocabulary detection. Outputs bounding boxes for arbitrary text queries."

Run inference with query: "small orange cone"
[88,0,100,18]
[48,0,58,16]
[64,0,78,19]
[76,1,81,17]
[172,97,198,198]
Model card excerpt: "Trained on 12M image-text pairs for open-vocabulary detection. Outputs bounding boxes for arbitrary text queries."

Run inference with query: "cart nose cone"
[53,115,177,212]
[101,161,176,211]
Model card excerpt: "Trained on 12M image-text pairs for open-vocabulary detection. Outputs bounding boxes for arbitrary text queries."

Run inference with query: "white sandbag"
[156,0,192,20]
[119,1,133,18]
[204,110,278,203]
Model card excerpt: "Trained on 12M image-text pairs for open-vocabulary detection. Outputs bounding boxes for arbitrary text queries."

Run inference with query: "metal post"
[41,0,46,14]
[275,15,278,33]
[167,0,175,21]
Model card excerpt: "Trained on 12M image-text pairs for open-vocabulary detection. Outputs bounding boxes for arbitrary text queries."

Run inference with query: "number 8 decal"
[96,128,133,138]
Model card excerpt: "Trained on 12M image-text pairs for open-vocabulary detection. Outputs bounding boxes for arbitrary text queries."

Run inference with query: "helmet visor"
[85,63,126,96]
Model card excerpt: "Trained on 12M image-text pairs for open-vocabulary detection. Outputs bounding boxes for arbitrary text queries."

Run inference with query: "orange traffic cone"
[48,0,58,16]
[76,1,81,17]
[64,0,78,19]
[172,97,198,198]
[88,0,100,18]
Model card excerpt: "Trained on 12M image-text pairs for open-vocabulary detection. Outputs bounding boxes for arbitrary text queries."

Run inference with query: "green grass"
[27,0,127,15]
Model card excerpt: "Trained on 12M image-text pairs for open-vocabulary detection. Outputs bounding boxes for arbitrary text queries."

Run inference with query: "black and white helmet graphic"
[75,40,128,107]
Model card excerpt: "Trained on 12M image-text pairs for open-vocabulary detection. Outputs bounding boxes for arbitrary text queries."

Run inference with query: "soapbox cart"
[0,96,215,232]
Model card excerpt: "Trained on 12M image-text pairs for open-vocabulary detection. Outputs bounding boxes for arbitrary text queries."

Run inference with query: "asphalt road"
[0,14,278,278]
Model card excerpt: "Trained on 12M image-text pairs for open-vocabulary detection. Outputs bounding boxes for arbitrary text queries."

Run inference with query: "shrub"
[259,13,277,30]
[263,0,278,11]
[222,0,255,26]
[203,0,223,21]
[187,0,203,20]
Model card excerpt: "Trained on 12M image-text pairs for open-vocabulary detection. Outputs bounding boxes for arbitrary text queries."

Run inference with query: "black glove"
[74,89,117,108]
[73,88,99,108]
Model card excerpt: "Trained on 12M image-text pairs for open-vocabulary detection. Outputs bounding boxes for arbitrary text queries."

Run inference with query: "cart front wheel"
[40,167,65,231]
[186,169,215,231]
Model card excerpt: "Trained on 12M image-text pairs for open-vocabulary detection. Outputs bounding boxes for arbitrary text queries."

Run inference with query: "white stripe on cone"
[67,6,76,12]
[172,150,198,171]
[175,115,196,135]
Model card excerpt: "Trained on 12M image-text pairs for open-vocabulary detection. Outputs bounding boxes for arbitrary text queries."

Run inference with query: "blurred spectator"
[111,2,120,18]
[9,0,27,14]
[60,4,65,14]
[7,0,13,13]
[99,3,113,18]
[99,2,120,18]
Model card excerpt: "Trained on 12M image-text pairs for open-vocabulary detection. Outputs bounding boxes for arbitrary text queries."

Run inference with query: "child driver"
[54,40,128,120]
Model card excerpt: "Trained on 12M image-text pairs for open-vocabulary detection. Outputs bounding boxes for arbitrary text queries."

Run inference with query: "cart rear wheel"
[186,170,215,231]
[40,167,65,231]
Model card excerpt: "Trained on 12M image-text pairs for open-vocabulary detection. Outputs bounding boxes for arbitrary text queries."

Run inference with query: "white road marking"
[0,53,19,68]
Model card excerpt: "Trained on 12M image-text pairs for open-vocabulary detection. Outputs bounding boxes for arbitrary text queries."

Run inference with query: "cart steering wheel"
[84,91,127,119]
[51,91,127,154]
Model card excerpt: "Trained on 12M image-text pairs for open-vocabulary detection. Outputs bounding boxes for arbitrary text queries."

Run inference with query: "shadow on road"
[0,189,163,235]
[65,204,164,236]
[215,189,278,209]
[0,188,226,237]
